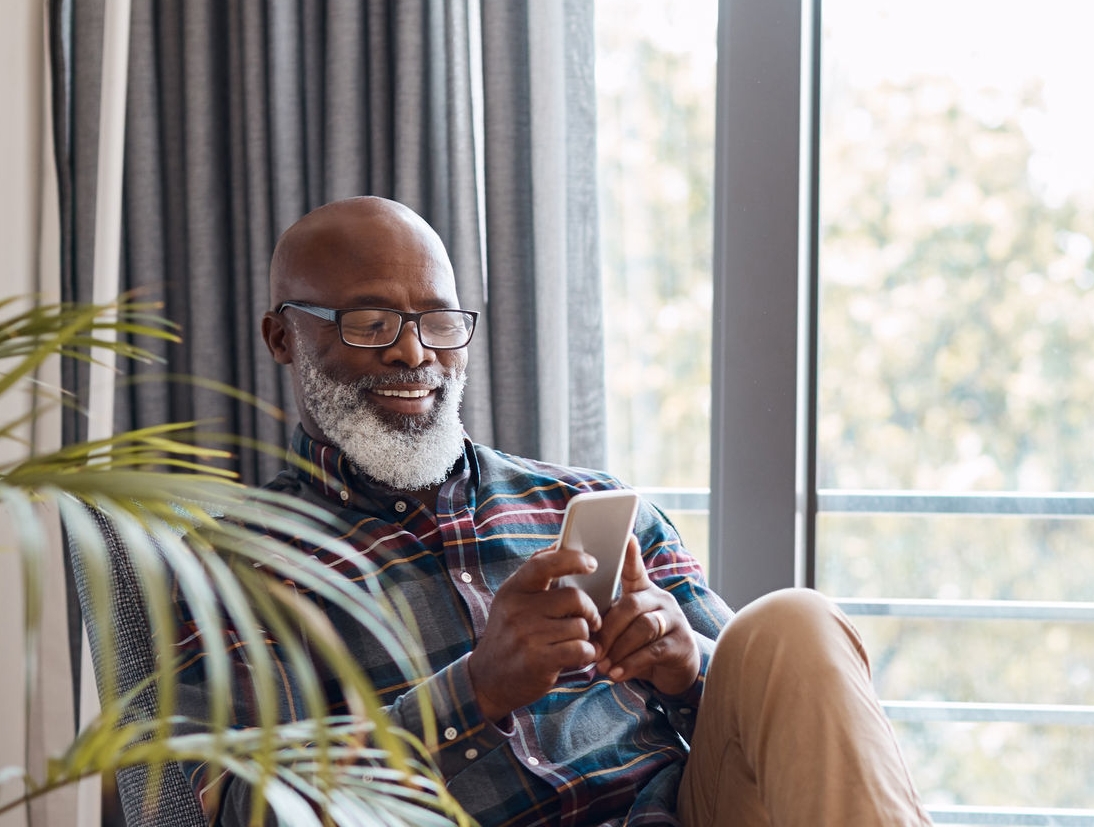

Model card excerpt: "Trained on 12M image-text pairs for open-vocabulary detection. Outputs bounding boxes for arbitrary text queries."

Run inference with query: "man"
[183,196,932,825]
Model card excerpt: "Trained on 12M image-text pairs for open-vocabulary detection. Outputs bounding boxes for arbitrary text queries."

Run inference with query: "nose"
[380,320,434,368]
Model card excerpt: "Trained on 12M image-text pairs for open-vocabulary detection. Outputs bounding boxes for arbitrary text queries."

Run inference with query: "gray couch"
[68,508,206,827]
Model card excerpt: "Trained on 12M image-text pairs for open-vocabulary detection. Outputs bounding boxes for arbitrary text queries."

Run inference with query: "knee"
[734,587,840,629]
[714,588,870,675]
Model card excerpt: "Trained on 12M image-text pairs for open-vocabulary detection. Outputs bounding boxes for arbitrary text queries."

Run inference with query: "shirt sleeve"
[172,575,306,826]
[172,574,518,822]
[632,499,734,741]
[654,634,716,743]
[385,652,515,778]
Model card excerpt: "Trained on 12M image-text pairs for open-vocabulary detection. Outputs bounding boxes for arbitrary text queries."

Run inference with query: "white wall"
[0,4,74,826]
[0,1,46,303]
[0,0,60,461]
[0,0,44,805]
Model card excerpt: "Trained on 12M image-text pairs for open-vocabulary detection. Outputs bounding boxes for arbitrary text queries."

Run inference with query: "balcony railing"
[641,487,1094,517]
[640,487,1094,826]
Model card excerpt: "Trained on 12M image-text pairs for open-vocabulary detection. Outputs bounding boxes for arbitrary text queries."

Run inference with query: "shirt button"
[444,727,458,741]
[680,707,693,715]
[526,756,540,766]
[339,489,349,502]
[464,748,479,760]
[460,571,473,583]
[394,500,408,513]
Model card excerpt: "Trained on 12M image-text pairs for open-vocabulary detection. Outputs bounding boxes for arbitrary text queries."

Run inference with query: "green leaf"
[1,296,472,825]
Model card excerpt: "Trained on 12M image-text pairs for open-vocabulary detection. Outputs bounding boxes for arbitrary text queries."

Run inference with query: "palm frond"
[0,295,179,398]
[1,296,472,825]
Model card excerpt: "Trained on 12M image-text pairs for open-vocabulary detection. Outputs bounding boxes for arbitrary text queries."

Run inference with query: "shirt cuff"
[386,652,512,778]
[656,633,715,742]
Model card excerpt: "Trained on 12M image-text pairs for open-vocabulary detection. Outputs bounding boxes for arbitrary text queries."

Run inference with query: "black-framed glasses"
[277,301,479,350]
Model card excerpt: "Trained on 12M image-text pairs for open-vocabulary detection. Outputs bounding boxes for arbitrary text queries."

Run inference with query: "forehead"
[274,202,460,309]
[313,256,459,310]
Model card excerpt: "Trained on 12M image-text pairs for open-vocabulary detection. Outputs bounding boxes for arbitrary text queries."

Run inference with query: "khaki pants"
[677,589,934,826]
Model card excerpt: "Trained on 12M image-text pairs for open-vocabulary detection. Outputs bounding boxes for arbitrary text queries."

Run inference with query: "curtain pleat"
[479,0,539,460]
[559,0,605,467]
[45,2,605,823]
[54,0,603,476]
[480,0,604,467]
[55,0,108,449]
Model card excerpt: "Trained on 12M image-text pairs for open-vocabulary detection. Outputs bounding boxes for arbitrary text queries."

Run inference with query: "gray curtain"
[52,0,605,487]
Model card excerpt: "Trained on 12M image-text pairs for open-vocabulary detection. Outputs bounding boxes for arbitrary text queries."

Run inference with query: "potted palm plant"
[0,295,473,826]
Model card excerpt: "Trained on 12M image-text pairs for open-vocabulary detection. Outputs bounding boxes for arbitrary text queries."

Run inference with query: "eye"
[341,310,400,344]
[422,312,469,342]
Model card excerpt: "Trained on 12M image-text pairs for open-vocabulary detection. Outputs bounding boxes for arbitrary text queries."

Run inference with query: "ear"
[262,311,294,365]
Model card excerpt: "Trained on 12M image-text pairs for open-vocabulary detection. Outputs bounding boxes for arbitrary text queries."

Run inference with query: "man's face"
[267,199,472,490]
[289,276,469,425]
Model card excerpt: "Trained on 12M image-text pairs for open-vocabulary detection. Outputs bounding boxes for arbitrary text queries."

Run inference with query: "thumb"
[618,535,651,593]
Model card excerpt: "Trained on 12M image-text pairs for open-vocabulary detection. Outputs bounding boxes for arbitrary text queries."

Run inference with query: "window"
[601,0,1094,820]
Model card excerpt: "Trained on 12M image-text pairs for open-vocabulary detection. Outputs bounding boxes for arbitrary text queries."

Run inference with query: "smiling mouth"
[373,388,433,399]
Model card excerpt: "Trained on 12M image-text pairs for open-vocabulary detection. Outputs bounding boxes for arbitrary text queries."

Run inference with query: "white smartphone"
[555,490,640,613]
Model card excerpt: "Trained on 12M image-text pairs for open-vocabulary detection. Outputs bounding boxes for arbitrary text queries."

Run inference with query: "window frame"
[709,0,818,609]
[705,1,1094,820]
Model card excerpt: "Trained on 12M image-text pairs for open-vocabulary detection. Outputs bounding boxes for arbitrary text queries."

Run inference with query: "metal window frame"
[710,0,819,609]
[928,809,1094,826]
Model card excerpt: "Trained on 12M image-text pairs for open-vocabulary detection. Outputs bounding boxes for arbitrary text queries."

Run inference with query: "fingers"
[596,605,672,677]
[594,596,699,695]
[470,602,602,721]
[470,549,608,720]
[498,614,601,671]
[511,545,598,593]
[495,573,603,636]
[501,546,604,630]
[650,609,667,640]
[535,614,600,648]
[595,547,661,653]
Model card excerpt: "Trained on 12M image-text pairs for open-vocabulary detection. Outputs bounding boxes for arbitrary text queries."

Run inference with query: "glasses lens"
[340,309,402,346]
[338,309,475,348]
[419,310,475,348]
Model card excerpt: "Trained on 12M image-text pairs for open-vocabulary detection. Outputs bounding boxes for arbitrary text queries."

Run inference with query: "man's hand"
[593,536,701,697]
[468,547,604,723]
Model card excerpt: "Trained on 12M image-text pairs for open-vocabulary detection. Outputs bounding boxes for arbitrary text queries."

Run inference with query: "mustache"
[354,368,446,391]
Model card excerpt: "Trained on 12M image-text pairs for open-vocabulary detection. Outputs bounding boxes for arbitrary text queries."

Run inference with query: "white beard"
[297,352,467,492]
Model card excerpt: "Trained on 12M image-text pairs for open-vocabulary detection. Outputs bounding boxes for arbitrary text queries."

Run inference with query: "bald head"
[261,197,470,455]
[269,196,457,310]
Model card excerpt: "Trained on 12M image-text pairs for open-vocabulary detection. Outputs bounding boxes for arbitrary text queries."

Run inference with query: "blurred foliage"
[893,720,1094,810]
[818,513,1094,603]
[816,56,1094,814]
[817,77,1094,492]
[595,1,716,492]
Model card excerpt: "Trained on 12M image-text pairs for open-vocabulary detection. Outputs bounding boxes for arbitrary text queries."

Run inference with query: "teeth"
[375,388,432,399]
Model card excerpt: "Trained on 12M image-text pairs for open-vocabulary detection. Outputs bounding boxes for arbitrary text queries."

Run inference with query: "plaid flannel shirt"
[175,425,732,826]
